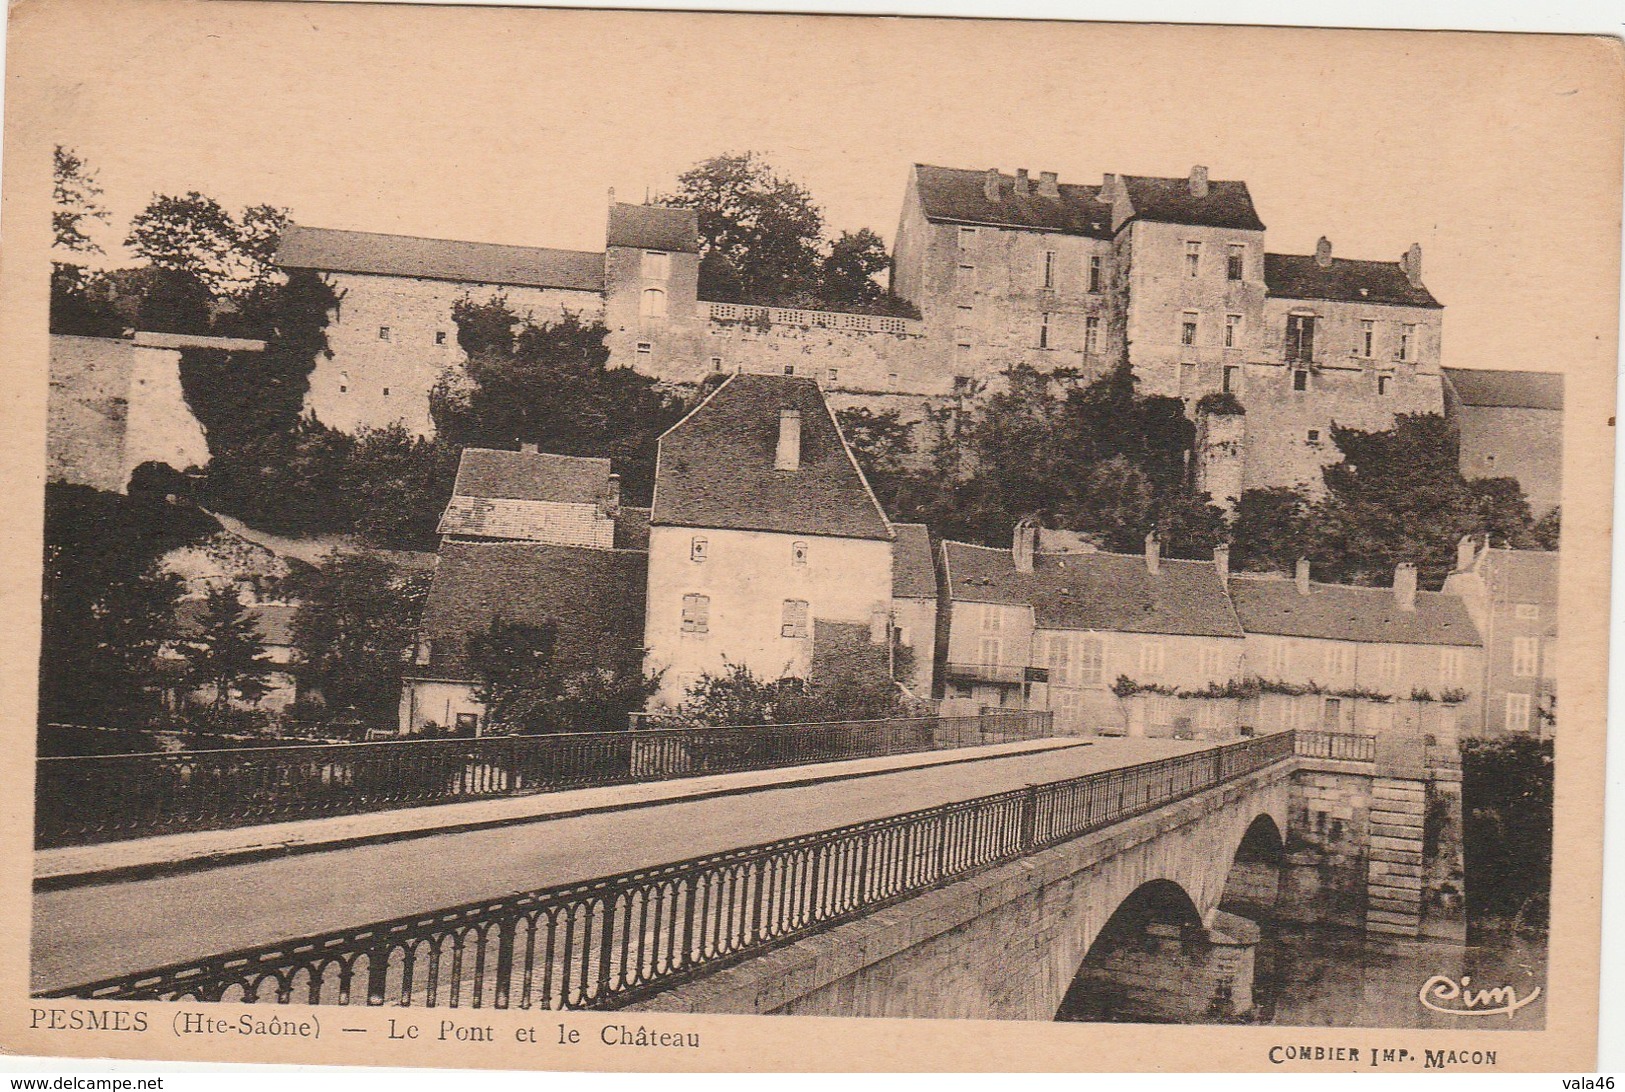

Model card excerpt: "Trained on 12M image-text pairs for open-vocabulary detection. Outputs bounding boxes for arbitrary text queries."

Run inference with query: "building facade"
[1442,539,1558,737]
[1442,367,1564,517]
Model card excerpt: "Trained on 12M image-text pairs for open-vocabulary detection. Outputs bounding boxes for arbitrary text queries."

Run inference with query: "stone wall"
[1453,403,1563,517]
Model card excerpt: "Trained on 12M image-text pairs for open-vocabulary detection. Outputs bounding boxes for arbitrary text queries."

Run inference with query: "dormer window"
[690,536,708,562]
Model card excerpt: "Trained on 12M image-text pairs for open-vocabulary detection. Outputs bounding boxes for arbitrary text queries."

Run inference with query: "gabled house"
[642,373,897,708]
[1442,539,1557,736]
[437,445,621,548]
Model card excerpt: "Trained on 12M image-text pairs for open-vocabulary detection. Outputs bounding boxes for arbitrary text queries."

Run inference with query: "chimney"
[1099,173,1118,202]
[1401,243,1423,288]
[1315,236,1333,268]
[1037,171,1060,199]
[520,441,539,455]
[1394,562,1418,612]
[1213,543,1230,583]
[602,472,622,519]
[607,186,616,207]
[1455,534,1476,573]
[1013,518,1037,574]
[1014,168,1031,197]
[1189,165,1209,198]
[1145,531,1161,575]
[983,168,1002,202]
[774,408,802,471]
[1295,558,1312,597]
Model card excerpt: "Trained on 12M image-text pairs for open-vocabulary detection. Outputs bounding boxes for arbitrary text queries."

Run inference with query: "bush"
[1461,735,1553,929]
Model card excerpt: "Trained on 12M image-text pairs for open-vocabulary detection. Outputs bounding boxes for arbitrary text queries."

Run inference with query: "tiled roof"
[606,203,699,253]
[1480,548,1560,607]
[651,374,893,541]
[891,523,937,599]
[1442,368,1563,410]
[1228,576,1480,647]
[942,541,1243,638]
[274,224,605,292]
[450,448,612,504]
[413,541,648,680]
[436,497,613,545]
[1120,174,1266,231]
[913,165,1114,238]
[1265,253,1442,308]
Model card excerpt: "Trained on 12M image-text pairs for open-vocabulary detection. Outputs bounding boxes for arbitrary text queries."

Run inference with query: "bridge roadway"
[33,736,1212,994]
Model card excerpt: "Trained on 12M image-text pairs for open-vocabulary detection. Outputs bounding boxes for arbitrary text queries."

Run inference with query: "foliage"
[1195,391,1245,416]
[287,552,431,724]
[433,300,684,504]
[53,146,110,255]
[1531,506,1561,551]
[818,228,890,307]
[679,653,910,727]
[1461,735,1553,927]
[835,406,915,515]
[125,192,289,301]
[534,667,664,735]
[343,426,462,549]
[1230,487,1316,574]
[467,616,560,730]
[49,263,126,337]
[40,484,214,727]
[679,660,792,727]
[174,585,276,712]
[200,417,357,535]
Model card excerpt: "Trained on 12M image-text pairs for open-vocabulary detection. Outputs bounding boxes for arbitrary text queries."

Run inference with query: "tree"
[835,406,914,514]
[289,552,431,724]
[661,152,826,303]
[344,426,463,549]
[468,616,560,732]
[680,660,798,727]
[176,586,276,713]
[1230,487,1317,573]
[820,228,890,306]
[53,146,109,256]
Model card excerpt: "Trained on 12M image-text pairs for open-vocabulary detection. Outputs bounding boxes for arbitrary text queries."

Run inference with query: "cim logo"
[1418,974,1542,1019]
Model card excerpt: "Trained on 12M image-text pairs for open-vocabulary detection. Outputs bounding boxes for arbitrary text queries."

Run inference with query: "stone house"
[437,445,622,549]
[938,525,1245,736]
[642,373,897,709]
[1229,560,1484,741]
[1442,539,1558,736]
[1442,367,1564,517]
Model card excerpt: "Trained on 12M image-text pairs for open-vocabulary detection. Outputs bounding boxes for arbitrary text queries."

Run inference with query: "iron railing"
[40,730,1294,1007]
[35,712,1057,848]
[1293,730,1377,763]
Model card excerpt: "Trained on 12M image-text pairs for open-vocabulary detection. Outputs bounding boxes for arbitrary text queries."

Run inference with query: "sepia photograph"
[0,0,1618,1072]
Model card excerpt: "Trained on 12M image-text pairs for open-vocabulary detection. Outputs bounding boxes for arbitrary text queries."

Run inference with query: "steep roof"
[412,541,648,680]
[651,373,893,541]
[912,165,1114,239]
[1442,368,1563,410]
[891,523,937,599]
[1228,576,1480,647]
[450,448,612,504]
[1120,174,1266,231]
[1265,253,1442,308]
[606,203,699,252]
[942,541,1244,638]
[274,224,605,292]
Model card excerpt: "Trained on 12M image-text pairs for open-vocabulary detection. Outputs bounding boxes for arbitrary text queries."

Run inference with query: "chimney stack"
[1213,543,1230,583]
[983,168,1002,202]
[520,441,539,455]
[1394,562,1418,612]
[1189,165,1209,198]
[1099,173,1118,202]
[1295,558,1312,597]
[1014,168,1031,197]
[1315,236,1333,268]
[1038,171,1060,199]
[603,473,622,519]
[774,408,802,471]
[1455,535,1477,573]
[1013,517,1037,574]
[1145,531,1161,575]
[1401,243,1423,288]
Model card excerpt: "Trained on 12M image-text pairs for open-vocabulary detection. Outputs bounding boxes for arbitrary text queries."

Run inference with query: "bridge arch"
[1218,813,1286,920]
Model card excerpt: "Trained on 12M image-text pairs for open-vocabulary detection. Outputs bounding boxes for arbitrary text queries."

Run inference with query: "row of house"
[398,373,1556,740]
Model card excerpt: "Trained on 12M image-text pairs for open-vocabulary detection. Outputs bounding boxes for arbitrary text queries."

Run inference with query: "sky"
[17,0,1625,374]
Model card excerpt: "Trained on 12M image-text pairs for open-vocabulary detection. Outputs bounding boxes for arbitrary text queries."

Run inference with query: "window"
[1293,369,1309,392]
[1084,316,1100,354]
[1377,646,1400,682]
[1224,313,1241,348]
[690,536,708,562]
[1322,696,1343,730]
[378,326,390,341]
[791,541,808,566]
[979,637,1001,666]
[1185,241,1201,277]
[455,712,480,735]
[1042,250,1057,289]
[642,250,671,281]
[1398,323,1416,361]
[680,594,710,634]
[1360,319,1375,358]
[640,287,667,318]
[1200,646,1224,678]
[957,263,975,281]
[1088,255,1103,293]
[981,606,1003,633]
[1078,636,1105,686]
[1323,644,1352,679]
[1439,648,1464,684]
[339,371,349,394]
[956,304,973,326]
[1140,641,1165,677]
[827,367,838,384]
[711,356,724,372]
[1180,312,1198,346]
[1222,365,1239,393]
[781,599,809,639]
[1227,243,1245,281]
[1515,602,1540,622]
[1268,640,1292,676]
[1378,374,1391,396]
[382,387,390,396]
[958,226,977,250]
[1286,314,1316,362]
[887,373,899,390]
[783,365,795,376]
[1513,636,1540,677]
[1506,692,1532,732]
[636,342,653,360]
[435,330,448,345]
[1306,429,1322,445]
[1039,313,1053,349]
[1048,636,1071,686]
